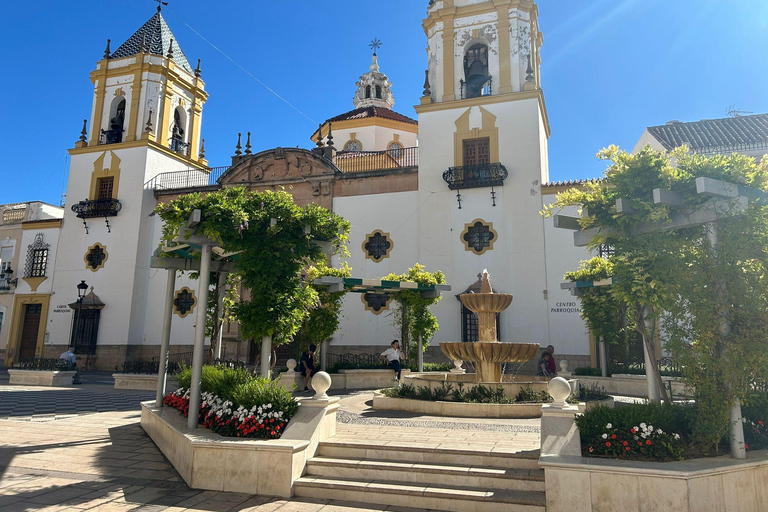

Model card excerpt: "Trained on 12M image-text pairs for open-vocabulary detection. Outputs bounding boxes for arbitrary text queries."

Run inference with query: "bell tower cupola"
[79,6,208,166]
[353,52,395,110]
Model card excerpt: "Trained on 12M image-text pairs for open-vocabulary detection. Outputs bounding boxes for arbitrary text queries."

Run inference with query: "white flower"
[602,434,608,439]
[640,422,647,429]
[641,433,647,439]
[606,423,613,429]
[673,434,681,440]
[656,429,663,435]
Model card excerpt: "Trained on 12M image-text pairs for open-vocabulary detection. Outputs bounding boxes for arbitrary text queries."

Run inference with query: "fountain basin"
[440,341,540,383]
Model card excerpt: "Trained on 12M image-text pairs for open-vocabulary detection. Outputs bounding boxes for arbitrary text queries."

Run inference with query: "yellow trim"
[84,243,108,272]
[22,220,62,230]
[343,134,363,152]
[496,6,513,95]
[190,96,204,162]
[90,56,208,101]
[441,13,456,102]
[22,276,47,293]
[415,89,551,138]
[361,293,392,316]
[312,117,418,143]
[173,287,197,319]
[460,219,498,255]
[424,0,534,33]
[159,83,175,151]
[362,230,394,263]
[5,294,51,366]
[125,60,145,142]
[91,74,107,144]
[69,140,208,170]
[454,107,499,166]
[88,152,121,200]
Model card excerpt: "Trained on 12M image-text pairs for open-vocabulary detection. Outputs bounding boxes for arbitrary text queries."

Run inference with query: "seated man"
[380,340,405,383]
[536,351,554,378]
[300,344,317,392]
[59,346,81,384]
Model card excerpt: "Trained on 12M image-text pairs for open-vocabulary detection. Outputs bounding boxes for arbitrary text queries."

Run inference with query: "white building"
[12,1,768,372]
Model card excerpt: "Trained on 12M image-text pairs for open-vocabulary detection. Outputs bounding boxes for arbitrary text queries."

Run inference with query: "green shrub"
[576,403,692,460]
[574,367,602,376]
[421,362,454,372]
[576,383,610,402]
[176,365,252,402]
[743,391,768,450]
[231,378,299,420]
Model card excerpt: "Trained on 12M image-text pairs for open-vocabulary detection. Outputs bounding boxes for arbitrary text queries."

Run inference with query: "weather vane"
[155,0,169,11]
[369,38,382,55]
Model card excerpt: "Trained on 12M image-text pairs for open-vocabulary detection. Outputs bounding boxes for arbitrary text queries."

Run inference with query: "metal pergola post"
[156,269,176,406]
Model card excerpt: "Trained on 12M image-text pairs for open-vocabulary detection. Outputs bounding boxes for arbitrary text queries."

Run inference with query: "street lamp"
[4,267,17,288]
[74,280,88,352]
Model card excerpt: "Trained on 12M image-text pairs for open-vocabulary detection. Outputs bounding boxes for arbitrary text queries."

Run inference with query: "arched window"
[365,85,371,99]
[343,140,362,152]
[462,43,491,99]
[375,85,382,99]
[170,107,189,156]
[102,98,125,145]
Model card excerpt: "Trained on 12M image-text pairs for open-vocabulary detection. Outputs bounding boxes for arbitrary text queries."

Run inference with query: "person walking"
[380,340,405,383]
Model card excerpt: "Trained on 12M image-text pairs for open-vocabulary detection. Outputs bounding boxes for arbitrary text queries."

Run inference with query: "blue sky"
[2,0,767,206]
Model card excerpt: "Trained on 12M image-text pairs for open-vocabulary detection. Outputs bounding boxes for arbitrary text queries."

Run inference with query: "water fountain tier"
[439,270,539,383]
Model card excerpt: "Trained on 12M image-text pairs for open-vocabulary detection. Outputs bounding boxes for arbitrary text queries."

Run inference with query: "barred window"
[25,233,49,278]
[598,244,615,259]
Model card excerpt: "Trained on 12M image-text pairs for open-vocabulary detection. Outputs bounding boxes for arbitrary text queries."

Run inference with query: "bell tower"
[48,6,210,369]
[415,0,552,352]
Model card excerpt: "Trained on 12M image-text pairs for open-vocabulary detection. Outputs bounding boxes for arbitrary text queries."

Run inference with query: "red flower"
[630,428,636,434]
[759,421,764,426]
[622,441,629,447]
[589,447,594,453]
[625,447,631,452]
[746,444,750,450]
[638,442,643,446]
[611,434,617,440]
[646,440,652,446]
[605,442,611,447]
[271,431,276,436]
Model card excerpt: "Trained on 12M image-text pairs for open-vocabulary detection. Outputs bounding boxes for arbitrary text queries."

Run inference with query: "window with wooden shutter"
[97,177,114,200]
[463,138,490,166]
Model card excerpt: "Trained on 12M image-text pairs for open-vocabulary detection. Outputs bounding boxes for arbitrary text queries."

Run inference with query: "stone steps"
[306,456,545,492]
[294,476,546,512]
[295,440,546,512]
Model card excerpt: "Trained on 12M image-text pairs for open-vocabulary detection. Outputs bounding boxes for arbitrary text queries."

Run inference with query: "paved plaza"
[0,371,541,512]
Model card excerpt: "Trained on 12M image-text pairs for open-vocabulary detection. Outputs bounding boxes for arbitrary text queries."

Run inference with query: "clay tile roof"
[111,12,193,74]
[325,106,417,126]
[647,113,768,151]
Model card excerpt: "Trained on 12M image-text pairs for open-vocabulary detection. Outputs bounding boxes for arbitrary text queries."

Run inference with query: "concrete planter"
[578,397,615,413]
[7,369,76,386]
[372,391,544,418]
[578,374,688,398]
[113,373,178,391]
[140,397,338,498]
[277,369,411,391]
[540,451,768,512]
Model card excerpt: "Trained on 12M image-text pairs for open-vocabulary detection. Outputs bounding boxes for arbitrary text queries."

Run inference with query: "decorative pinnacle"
[78,119,88,143]
[167,38,174,59]
[326,122,335,150]
[144,109,154,134]
[316,124,325,148]
[234,133,242,156]
[199,138,206,160]
[140,33,147,53]
[369,38,382,55]
[103,39,111,59]
[422,70,431,97]
[245,132,252,155]
[525,54,534,83]
[195,59,202,78]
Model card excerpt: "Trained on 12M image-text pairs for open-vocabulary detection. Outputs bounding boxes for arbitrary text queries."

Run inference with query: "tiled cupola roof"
[647,113,768,151]
[325,106,417,126]
[111,11,194,74]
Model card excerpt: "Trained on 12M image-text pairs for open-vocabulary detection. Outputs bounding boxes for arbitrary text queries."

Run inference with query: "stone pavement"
[0,369,542,511]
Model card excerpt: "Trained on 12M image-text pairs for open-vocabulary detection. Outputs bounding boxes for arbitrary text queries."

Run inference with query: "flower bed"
[381,382,552,404]
[164,365,299,439]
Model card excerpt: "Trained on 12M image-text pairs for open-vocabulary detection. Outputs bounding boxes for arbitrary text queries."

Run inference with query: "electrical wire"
[165,7,317,126]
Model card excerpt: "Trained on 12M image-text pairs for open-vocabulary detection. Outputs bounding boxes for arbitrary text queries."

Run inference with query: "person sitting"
[546,345,558,376]
[536,351,554,378]
[380,340,405,383]
[59,346,81,384]
[300,344,317,392]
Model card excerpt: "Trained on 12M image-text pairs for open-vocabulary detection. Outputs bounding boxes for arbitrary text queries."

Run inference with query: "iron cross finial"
[369,38,382,54]
[155,0,169,12]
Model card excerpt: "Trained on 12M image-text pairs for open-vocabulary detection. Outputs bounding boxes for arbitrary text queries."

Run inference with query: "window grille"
[24,233,49,278]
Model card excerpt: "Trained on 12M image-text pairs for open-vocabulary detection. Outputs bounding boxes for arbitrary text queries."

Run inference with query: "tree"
[155,187,351,347]
[383,264,446,361]
[544,146,768,450]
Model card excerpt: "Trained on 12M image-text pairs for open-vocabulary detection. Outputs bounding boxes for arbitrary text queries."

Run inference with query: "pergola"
[151,210,452,429]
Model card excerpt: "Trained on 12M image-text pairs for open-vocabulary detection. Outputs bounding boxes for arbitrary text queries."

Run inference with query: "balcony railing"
[460,76,492,100]
[333,146,418,173]
[71,198,122,219]
[442,163,508,190]
[99,128,123,145]
[147,166,230,191]
[170,138,191,157]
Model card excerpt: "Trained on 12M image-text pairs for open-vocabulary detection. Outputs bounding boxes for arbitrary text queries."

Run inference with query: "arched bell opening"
[462,43,492,99]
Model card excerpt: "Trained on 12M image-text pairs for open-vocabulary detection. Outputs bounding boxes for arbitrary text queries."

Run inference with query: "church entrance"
[19,304,42,360]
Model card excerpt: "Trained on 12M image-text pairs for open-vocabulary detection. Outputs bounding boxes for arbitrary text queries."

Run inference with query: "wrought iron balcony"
[460,76,492,100]
[442,163,508,190]
[170,138,190,157]
[71,198,122,219]
[99,128,123,145]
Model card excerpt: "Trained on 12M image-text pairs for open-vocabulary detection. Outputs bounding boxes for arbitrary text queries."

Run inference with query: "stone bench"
[7,369,77,387]
[112,373,178,391]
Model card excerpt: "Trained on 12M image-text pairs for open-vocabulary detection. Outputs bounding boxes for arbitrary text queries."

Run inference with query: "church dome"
[353,54,395,110]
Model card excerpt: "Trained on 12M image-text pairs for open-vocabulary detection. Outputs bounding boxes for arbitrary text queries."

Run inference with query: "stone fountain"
[439,270,539,382]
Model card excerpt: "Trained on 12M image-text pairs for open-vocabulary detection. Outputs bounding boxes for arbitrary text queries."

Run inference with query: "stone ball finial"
[548,377,572,407]
[559,360,569,373]
[286,359,297,374]
[311,371,332,399]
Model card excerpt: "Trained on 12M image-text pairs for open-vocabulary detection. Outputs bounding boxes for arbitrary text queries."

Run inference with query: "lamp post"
[4,267,17,289]
[74,280,88,352]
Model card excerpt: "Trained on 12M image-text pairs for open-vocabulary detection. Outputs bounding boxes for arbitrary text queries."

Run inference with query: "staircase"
[295,440,546,512]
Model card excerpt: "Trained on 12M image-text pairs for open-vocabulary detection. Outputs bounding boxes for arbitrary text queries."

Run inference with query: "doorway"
[19,304,42,360]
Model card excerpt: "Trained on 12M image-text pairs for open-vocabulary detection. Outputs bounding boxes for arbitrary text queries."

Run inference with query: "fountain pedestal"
[439,270,539,383]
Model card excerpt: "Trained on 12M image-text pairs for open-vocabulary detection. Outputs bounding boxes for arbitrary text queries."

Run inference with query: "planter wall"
[113,373,178,391]
[7,369,76,386]
[540,451,768,512]
[576,374,688,398]
[278,369,411,391]
[140,397,338,497]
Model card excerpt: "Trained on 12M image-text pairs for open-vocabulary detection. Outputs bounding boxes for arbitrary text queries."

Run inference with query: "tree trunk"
[637,304,669,402]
